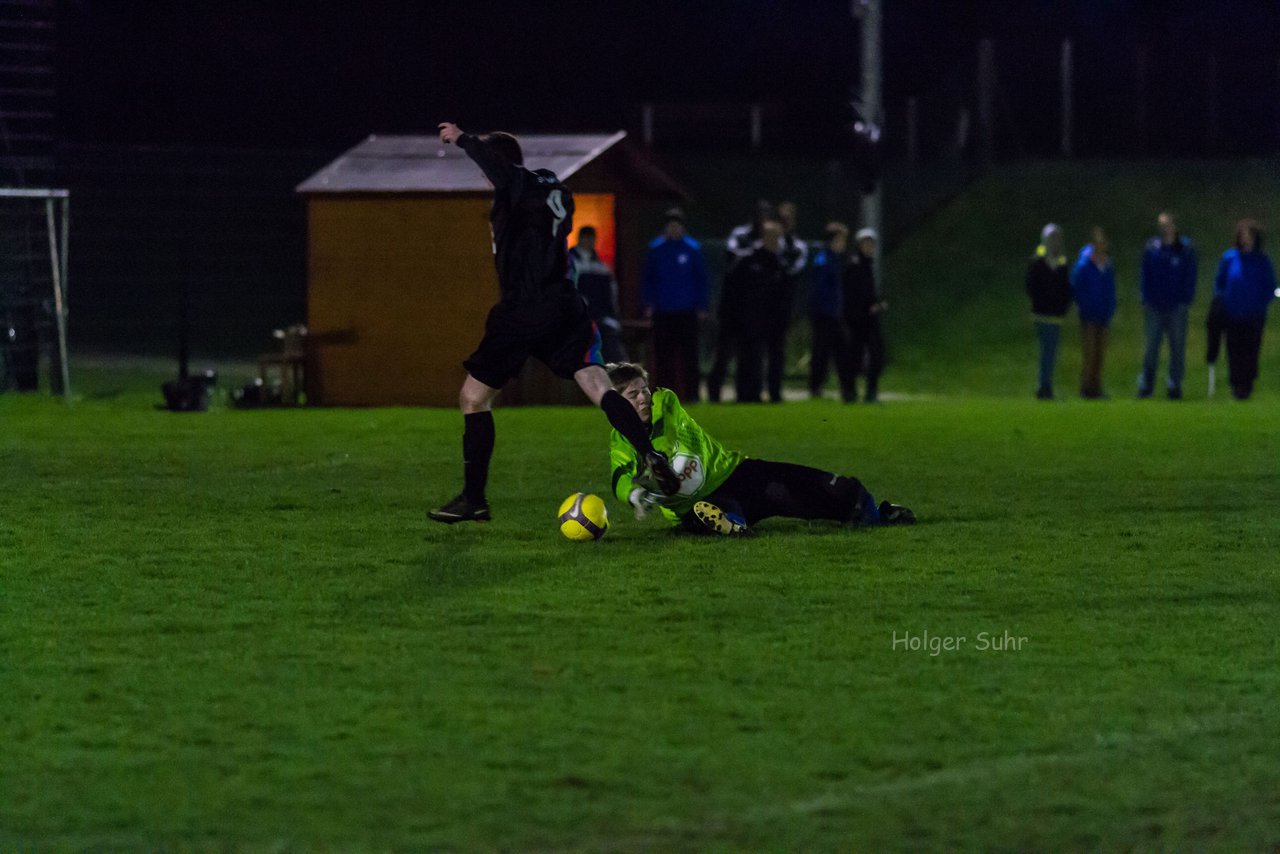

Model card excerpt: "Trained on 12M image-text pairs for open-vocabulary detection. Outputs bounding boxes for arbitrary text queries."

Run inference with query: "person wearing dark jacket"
[726,199,775,260]
[1072,227,1118,399]
[429,122,681,524]
[642,208,709,403]
[729,220,788,403]
[1138,212,1196,399]
[844,228,887,403]
[569,226,626,363]
[709,200,775,402]
[808,222,856,401]
[1025,223,1072,400]
[761,201,809,403]
[1212,219,1276,400]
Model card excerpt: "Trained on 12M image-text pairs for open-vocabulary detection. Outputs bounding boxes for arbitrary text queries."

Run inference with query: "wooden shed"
[296,132,687,406]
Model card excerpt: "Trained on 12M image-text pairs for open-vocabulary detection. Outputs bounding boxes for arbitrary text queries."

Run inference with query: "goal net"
[0,188,69,399]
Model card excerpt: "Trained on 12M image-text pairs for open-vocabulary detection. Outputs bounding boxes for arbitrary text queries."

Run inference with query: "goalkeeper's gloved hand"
[628,487,662,520]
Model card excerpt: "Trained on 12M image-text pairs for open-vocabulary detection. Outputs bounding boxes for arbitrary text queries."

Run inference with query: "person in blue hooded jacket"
[1138,212,1196,400]
[1072,227,1117,399]
[642,207,709,402]
[1213,219,1276,400]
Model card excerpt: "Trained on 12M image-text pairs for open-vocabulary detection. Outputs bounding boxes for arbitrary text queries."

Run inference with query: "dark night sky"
[58,0,1280,156]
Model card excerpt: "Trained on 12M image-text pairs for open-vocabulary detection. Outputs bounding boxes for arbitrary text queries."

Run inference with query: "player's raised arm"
[440,122,518,189]
[437,121,464,146]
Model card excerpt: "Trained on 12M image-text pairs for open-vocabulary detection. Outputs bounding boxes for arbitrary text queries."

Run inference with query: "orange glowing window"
[570,193,616,268]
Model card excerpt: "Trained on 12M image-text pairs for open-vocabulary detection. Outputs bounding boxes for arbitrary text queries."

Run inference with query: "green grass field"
[5,159,1280,849]
[4,367,1279,849]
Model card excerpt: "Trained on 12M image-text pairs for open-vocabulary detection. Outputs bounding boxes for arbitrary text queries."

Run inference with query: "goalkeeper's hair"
[606,362,649,389]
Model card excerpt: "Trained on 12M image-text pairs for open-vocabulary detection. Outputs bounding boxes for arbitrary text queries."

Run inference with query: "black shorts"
[463,291,604,389]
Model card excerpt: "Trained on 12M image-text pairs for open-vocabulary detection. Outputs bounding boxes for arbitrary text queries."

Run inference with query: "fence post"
[906,96,919,163]
[1206,52,1219,152]
[1060,38,1074,157]
[1134,43,1150,155]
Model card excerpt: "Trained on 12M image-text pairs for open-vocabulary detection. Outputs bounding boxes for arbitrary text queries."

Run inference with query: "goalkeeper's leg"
[724,459,883,526]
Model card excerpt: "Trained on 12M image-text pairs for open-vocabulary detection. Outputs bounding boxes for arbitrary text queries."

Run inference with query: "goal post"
[0,187,70,401]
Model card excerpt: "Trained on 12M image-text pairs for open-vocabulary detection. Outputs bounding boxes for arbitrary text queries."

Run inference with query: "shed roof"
[297,132,630,194]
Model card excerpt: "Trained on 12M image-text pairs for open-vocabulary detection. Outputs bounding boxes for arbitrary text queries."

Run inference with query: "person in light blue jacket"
[1072,227,1117,399]
[1213,219,1276,400]
[1137,212,1196,399]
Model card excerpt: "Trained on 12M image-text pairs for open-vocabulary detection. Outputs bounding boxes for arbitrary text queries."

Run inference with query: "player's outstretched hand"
[629,488,648,520]
[438,122,463,145]
[629,487,662,521]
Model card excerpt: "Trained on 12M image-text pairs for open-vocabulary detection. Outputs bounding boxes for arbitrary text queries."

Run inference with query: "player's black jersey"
[458,133,575,303]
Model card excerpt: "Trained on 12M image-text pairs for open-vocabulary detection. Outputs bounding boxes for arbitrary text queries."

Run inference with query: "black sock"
[600,390,653,455]
[462,411,495,503]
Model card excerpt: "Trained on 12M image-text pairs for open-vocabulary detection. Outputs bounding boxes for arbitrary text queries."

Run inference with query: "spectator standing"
[570,226,626,363]
[1137,212,1196,400]
[710,200,775,402]
[642,208,708,403]
[808,222,857,401]
[777,202,810,279]
[728,220,788,403]
[762,201,809,402]
[1072,227,1118,399]
[1025,223,1072,400]
[844,228,888,403]
[726,199,776,260]
[1212,219,1276,400]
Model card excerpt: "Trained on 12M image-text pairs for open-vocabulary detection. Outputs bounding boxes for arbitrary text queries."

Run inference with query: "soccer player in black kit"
[430,122,680,523]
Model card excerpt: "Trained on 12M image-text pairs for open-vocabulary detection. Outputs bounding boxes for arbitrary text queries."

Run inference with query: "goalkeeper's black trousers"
[678,459,875,531]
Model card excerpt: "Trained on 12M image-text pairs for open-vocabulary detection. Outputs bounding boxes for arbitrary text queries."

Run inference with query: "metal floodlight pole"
[856,0,883,288]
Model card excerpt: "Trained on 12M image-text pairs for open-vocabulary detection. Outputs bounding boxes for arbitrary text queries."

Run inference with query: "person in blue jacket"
[1072,227,1118,399]
[807,221,856,401]
[1213,219,1276,400]
[1138,212,1196,400]
[642,207,709,402]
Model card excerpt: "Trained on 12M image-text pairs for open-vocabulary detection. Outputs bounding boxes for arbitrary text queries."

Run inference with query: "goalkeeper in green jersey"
[606,362,916,534]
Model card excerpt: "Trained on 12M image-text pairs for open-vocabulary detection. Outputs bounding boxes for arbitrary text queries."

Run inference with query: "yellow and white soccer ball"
[558,492,609,541]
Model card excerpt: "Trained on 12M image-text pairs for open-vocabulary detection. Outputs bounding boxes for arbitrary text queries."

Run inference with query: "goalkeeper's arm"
[610,436,660,519]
